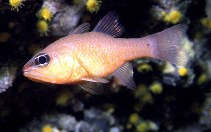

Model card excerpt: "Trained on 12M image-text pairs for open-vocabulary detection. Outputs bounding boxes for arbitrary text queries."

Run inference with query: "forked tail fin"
[151,24,188,66]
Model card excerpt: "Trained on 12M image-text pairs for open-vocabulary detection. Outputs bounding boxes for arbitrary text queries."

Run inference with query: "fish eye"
[34,53,50,67]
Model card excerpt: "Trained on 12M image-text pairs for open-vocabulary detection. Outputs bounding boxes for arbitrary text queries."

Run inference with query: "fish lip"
[22,64,30,73]
[22,63,35,73]
[22,67,50,83]
[23,58,35,73]
[22,67,29,73]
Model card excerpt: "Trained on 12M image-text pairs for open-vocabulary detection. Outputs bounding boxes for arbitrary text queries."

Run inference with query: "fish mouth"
[22,66,48,83]
[22,65,51,83]
[22,66,29,73]
[22,68,33,77]
[22,64,31,73]
[23,57,36,73]
[22,63,38,77]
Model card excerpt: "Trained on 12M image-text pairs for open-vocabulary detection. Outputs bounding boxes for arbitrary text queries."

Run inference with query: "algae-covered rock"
[0,65,16,93]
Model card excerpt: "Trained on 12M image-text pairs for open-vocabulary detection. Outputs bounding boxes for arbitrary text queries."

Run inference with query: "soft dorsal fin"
[111,62,136,89]
[93,12,124,37]
[69,22,90,35]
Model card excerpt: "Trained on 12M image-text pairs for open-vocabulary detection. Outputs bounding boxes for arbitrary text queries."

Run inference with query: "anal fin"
[111,62,136,89]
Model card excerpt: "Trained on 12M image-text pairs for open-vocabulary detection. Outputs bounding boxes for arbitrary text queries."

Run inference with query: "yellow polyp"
[162,62,176,74]
[9,0,24,11]
[143,93,154,104]
[36,20,49,36]
[161,11,167,17]
[103,104,115,114]
[149,82,163,94]
[126,123,132,129]
[129,113,140,124]
[56,90,72,106]
[38,7,53,21]
[163,9,182,24]
[135,84,148,98]
[42,124,52,132]
[86,0,102,13]
[197,73,208,85]
[201,17,211,29]
[178,67,188,77]
[137,63,152,72]
[136,122,148,132]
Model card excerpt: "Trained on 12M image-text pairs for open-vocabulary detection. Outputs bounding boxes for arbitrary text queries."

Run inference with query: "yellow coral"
[137,64,152,72]
[38,7,53,21]
[142,93,154,104]
[103,104,115,114]
[178,67,188,77]
[162,62,176,74]
[201,17,211,29]
[136,122,148,132]
[9,0,24,11]
[126,123,132,129]
[36,20,49,36]
[56,90,72,106]
[129,113,140,124]
[136,121,158,132]
[163,9,182,24]
[42,124,52,132]
[149,82,163,94]
[86,0,102,13]
[135,84,148,98]
[197,73,207,85]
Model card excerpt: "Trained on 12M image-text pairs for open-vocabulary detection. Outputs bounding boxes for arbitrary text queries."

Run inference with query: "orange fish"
[23,12,187,94]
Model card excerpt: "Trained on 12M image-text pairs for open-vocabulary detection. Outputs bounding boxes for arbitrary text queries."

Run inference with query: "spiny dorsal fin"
[93,12,124,37]
[111,62,136,89]
[69,22,90,35]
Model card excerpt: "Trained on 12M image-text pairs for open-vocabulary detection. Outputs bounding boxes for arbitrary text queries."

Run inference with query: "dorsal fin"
[69,22,90,35]
[93,12,124,37]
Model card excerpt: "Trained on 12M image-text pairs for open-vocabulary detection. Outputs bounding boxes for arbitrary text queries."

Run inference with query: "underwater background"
[0,0,211,131]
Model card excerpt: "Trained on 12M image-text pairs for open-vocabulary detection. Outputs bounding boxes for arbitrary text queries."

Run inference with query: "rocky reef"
[0,0,211,131]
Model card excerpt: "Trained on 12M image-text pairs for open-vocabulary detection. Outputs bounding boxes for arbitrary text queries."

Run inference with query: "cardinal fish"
[23,12,187,94]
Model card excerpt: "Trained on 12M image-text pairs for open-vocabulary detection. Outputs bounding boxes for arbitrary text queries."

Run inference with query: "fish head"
[22,47,73,84]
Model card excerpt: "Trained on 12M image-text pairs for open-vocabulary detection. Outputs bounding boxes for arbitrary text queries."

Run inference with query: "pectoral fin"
[79,82,106,95]
[111,62,136,89]
[81,78,109,83]
[79,78,109,95]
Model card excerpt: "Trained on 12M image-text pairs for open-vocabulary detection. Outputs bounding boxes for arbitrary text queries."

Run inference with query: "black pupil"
[39,56,47,64]
[35,53,50,66]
